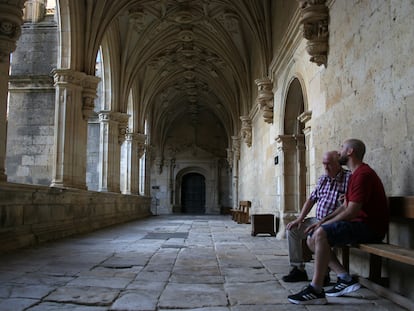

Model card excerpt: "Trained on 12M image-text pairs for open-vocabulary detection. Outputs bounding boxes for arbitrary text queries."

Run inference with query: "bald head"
[322,150,342,178]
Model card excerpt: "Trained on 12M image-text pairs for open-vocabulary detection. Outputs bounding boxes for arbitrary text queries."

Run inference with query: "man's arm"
[286,198,316,230]
[305,201,361,234]
[322,201,361,225]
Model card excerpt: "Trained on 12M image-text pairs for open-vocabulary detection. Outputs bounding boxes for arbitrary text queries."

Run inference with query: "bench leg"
[369,254,382,283]
[341,246,349,272]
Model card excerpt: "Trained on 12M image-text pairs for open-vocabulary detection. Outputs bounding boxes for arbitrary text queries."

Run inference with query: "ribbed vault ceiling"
[63,0,271,151]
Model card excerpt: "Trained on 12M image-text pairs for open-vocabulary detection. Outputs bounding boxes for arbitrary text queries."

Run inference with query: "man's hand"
[286,218,303,231]
[304,220,322,235]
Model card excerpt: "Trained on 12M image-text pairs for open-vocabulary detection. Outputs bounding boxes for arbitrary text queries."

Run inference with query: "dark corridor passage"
[181,173,206,214]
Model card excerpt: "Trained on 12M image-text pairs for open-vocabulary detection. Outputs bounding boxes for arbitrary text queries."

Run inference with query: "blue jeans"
[321,221,384,246]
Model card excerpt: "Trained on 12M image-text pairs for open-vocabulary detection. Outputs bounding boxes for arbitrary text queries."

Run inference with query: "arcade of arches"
[1,0,414,300]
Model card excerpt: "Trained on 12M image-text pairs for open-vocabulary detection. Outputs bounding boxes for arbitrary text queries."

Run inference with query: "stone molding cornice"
[8,74,54,92]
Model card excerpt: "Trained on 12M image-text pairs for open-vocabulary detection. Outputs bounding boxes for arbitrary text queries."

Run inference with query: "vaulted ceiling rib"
[70,0,270,153]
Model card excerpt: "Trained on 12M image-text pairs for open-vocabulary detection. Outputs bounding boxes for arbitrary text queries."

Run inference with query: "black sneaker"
[288,285,327,305]
[282,267,308,282]
[325,277,361,297]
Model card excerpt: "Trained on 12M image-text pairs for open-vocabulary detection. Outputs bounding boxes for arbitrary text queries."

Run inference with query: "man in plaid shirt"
[282,150,351,283]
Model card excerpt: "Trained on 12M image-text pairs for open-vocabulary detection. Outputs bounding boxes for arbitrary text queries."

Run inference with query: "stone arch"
[174,166,219,214]
[276,76,307,238]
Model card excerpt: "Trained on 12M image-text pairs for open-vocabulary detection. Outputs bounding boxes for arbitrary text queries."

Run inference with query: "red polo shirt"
[346,163,389,237]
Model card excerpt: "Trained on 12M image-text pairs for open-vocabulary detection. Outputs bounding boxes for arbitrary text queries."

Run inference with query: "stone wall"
[7,15,57,186]
[319,1,414,195]
[0,182,151,253]
[239,0,414,301]
[321,2,414,299]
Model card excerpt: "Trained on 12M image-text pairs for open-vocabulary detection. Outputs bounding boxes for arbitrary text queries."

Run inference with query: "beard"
[339,155,348,166]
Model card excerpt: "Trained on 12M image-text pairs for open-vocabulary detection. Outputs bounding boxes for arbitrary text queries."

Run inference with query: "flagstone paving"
[0,215,408,310]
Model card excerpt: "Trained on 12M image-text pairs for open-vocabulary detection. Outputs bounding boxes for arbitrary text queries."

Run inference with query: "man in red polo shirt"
[288,138,389,305]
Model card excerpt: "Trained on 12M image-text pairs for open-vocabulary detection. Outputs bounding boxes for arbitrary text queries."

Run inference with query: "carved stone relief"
[82,75,101,120]
[297,0,329,67]
[0,2,23,62]
[240,116,252,147]
[255,77,274,124]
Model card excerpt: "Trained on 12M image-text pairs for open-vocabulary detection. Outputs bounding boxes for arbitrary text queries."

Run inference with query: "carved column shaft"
[98,111,129,193]
[51,69,90,189]
[231,136,240,209]
[0,1,24,181]
[275,135,297,238]
[122,132,145,195]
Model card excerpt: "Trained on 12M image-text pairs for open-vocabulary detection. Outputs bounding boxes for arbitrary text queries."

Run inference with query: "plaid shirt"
[310,169,351,220]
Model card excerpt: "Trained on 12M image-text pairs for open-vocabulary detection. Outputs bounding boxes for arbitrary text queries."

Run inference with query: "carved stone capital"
[126,132,146,157]
[231,136,240,160]
[155,156,163,175]
[226,148,233,169]
[275,135,297,152]
[52,69,85,86]
[297,0,329,66]
[255,77,274,124]
[240,116,252,147]
[0,2,24,62]
[82,75,100,120]
[113,112,130,144]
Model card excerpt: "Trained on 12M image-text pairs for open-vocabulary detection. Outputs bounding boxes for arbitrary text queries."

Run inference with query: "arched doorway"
[181,173,206,214]
[276,77,307,238]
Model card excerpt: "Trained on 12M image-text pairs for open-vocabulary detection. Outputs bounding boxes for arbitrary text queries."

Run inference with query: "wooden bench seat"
[356,243,414,267]
[349,196,414,277]
[337,196,414,310]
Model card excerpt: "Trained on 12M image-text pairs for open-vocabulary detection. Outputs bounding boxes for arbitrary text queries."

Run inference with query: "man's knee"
[306,235,315,252]
[314,226,328,243]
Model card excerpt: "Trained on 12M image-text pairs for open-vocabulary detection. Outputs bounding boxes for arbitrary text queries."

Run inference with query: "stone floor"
[0,215,408,311]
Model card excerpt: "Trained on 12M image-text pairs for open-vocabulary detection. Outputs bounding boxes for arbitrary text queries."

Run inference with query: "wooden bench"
[341,196,414,281]
[340,196,414,309]
[230,201,251,224]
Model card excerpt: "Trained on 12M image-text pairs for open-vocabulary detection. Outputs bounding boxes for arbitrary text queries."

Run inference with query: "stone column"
[51,69,94,189]
[0,1,24,182]
[122,132,145,195]
[231,136,240,209]
[298,110,312,197]
[98,111,129,193]
[295,134,306,210]
[275,134,298,238]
